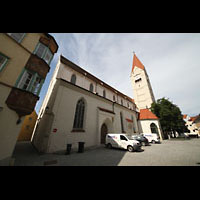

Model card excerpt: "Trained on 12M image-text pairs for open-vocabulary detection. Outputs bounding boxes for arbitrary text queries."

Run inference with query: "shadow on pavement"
[12,142,144,166]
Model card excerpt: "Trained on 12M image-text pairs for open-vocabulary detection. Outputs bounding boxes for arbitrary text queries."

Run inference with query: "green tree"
[150,97,188,139]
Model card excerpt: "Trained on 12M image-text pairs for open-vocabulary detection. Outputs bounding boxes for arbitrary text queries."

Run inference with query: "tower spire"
[131,52,145,73]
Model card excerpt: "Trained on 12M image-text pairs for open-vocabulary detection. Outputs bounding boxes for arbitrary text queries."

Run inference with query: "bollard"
[65,144,72,155]
[78,142,85,153]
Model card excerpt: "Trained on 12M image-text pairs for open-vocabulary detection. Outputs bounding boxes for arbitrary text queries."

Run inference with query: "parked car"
[179,133,190,139]
[187,132,199,138]
[105,133,142,152]
[131,134,150,146]
[141,133,161,144]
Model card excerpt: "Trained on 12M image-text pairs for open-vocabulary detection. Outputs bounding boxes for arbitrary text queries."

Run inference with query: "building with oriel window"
[32,53,163,154]
[0,33,58,165]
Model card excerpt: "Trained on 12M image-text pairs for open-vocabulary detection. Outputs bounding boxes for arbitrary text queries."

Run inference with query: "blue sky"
[35,33,200,117]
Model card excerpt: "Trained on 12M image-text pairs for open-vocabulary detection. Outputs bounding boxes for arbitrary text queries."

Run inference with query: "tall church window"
[120,112,125,133]
[73,99,85,129]
[103,90,106,98]
[71,74,76,84]
[89,83,93,92]
[121,99,123,106]
[113,95,115,102]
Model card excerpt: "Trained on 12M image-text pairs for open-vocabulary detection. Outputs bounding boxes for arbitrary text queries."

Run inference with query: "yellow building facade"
[0,33,58,165]
[17,110,38,141]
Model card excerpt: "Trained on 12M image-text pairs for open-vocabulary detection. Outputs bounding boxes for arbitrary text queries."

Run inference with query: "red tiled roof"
[189,116,198,122]
[139,109,158,120]
[131,54,145,73]
[183,114,187,119]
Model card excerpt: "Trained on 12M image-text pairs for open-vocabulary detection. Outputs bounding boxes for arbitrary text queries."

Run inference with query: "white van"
[141,133,161,144]
[105,133,141,152]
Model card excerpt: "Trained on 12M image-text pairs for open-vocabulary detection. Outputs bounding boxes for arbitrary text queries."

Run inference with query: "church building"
[32,53,163,153]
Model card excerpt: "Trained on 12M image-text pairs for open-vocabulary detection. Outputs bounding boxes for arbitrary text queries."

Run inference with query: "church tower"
[130,53,155,109]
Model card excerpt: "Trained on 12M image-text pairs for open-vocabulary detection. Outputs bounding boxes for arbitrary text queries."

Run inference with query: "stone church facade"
[32,54,163,153]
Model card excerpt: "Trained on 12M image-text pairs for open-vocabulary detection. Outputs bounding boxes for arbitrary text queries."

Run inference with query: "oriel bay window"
[34,42,53,65]
[16,69,44,96]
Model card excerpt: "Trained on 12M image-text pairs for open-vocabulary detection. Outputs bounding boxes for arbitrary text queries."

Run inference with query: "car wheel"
[107,143,112,149]
[152,140,156,144]
[141,142,145,146]
[127,145,134,152]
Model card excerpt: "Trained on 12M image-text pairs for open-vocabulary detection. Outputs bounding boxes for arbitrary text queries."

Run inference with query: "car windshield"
[126,135,134,140]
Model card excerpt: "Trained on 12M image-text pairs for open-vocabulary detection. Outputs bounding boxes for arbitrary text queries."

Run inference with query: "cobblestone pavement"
[12,138,200,166]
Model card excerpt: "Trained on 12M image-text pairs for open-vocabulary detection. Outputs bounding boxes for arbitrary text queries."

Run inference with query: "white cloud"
[36,33,200,117]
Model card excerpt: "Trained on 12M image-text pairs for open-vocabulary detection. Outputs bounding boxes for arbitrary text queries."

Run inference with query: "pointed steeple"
[131,53,145,73]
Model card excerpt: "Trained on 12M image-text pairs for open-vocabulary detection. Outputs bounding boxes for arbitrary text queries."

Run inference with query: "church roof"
[131,54,145,73]
[60,55,135,105]
[183,114,187,119]
[139,108,158,120]
[189,116,198,122]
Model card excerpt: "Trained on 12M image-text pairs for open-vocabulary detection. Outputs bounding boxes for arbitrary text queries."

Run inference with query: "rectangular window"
[34,42,53,65]
[35,42,47,58]
[43,48,53,64]
[18,70,34,90]
[0,53,9,72]
[7,33,25,43]
[16,69,44,96]
[31,76,43,95]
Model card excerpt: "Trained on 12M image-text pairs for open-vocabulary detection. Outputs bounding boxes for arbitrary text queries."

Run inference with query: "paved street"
[12,138,200,166]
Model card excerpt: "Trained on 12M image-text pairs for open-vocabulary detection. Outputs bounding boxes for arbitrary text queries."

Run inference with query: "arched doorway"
[150,123,159,135]
[101,123,108,144]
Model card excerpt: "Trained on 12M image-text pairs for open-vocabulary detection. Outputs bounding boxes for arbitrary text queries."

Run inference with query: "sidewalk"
[12,141,111,166]
[12,139,200,166]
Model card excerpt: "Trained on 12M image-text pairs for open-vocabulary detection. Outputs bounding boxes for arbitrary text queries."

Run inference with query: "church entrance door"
[101,123,108,144]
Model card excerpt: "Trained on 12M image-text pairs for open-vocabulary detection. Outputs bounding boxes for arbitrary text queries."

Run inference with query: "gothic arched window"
[71,74,76,84]
[120,112,124,133]
[103,90,106,98]
[73,99,85,129]
[89,83,93,92]
[150,123,158,134]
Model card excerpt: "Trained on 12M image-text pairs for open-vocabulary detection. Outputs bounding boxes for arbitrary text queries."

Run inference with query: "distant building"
[0,33,58,165]
[32,53,163,153]
[17,110,38,141]
[183,114,200,137]
[193,115,200,135]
